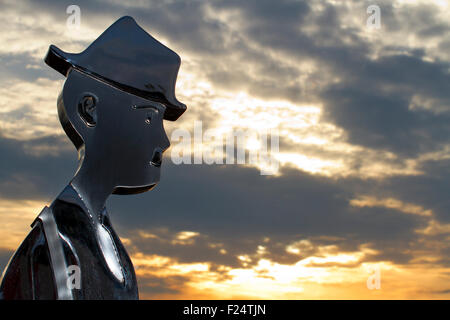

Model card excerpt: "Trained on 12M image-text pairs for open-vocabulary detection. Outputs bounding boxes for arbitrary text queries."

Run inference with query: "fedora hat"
[45,16,186,121]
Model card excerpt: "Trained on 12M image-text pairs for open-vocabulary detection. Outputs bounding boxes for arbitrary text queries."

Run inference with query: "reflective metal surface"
[0,16,186,300]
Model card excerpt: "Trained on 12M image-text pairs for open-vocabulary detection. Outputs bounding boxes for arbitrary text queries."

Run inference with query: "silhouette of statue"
[0,16,186,300]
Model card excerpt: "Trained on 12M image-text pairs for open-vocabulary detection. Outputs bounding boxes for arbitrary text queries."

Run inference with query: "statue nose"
[150,147,162,167]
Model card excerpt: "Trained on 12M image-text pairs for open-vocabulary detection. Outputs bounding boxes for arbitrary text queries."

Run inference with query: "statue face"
[59,69,171,194]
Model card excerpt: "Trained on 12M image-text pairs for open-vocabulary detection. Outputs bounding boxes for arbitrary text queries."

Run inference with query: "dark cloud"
[429,289,450,295]
[0,53,58,83]
[374,158,450,223]
[0,134,77,201]
[109,162,431,267]
[0,131,439,268]
[322,81,450,157]
[0,249,13,275]
[137,276,184,296]
[382,2,450,40]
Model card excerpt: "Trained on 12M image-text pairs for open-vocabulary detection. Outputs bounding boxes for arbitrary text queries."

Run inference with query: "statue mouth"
[150,148,162,167]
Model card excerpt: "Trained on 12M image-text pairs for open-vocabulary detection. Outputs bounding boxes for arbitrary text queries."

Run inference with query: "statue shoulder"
[0,218,54,299]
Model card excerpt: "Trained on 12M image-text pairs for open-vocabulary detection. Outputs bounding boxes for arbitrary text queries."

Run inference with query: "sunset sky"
[1,0,450,299]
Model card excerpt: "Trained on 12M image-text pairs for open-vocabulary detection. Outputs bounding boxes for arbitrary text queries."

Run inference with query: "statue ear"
[77,93,98,127]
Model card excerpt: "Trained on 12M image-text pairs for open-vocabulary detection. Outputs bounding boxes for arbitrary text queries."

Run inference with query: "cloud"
[0,134,77,200]
[0,198,44,251]
[0,249,13,277]
[350,195,433,217]
[321,54,450,157]
[0,0,449,298]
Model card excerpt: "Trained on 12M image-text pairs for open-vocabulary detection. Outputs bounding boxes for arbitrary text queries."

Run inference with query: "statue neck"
[69,162,113,223]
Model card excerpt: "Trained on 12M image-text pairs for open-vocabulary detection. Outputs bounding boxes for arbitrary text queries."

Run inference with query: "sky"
[0,0,450,299]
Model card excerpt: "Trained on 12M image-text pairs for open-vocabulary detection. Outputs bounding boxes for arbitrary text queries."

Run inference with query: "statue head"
[46,16,186,195]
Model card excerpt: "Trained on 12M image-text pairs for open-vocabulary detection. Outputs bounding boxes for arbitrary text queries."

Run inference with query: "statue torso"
[0,185,138,300]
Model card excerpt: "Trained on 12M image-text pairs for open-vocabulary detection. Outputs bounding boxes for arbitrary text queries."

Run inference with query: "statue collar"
[55,183,107,224]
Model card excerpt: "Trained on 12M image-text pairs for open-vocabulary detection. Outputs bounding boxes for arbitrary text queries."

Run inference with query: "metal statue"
[0,16,186,299]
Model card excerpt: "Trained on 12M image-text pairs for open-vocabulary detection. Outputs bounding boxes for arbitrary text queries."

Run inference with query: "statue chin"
[112,184,157,195]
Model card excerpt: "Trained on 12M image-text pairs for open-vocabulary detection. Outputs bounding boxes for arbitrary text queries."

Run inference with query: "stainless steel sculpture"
[0,16,186,299]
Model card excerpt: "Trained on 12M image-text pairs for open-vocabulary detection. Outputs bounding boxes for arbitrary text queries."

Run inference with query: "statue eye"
[145,110,158,124]
[131,104,160,125]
